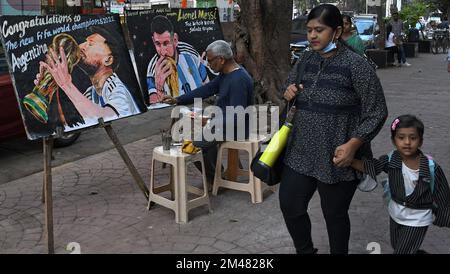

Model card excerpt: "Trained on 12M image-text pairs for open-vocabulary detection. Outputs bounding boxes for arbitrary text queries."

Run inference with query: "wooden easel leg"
[101,121,149,200]
[41,147,56,203]
[41,179,45,204]
[43,137,54,254]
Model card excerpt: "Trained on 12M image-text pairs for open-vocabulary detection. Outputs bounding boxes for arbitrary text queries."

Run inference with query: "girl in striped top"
[351,115,450,254]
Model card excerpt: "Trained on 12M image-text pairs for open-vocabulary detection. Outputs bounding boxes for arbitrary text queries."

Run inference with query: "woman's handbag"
[251,148,286,186]
[250,52,310,186]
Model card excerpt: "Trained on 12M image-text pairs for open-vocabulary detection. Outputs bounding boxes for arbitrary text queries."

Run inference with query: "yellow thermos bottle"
[257,105,296,168]
[258,122,292,167]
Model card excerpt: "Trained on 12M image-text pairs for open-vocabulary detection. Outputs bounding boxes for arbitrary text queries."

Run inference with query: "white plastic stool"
[212,138,274,203]
[148,146,211,223]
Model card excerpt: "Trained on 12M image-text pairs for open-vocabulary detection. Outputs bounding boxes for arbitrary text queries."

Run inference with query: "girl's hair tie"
[391,118,400,131]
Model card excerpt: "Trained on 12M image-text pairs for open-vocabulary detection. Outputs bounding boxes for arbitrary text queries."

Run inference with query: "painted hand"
[155,56,173,92]
[39,46,72,90]
[161,95,177,105]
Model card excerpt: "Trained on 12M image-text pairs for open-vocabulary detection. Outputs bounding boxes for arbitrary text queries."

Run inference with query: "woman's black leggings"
[279,165,358,254]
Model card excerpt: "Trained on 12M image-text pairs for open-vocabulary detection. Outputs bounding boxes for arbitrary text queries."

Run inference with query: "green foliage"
[294,0,306,11]
[399,0,431,29]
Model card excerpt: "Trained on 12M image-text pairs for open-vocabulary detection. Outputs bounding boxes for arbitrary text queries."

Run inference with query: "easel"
[42,136,54,254]
[41,119,149,254]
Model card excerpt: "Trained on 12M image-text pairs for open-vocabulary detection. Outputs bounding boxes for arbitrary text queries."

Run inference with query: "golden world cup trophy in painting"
[23,33,81,124]
[165,57,179,97]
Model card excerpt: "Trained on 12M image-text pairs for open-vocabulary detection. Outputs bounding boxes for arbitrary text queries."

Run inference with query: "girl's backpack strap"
[387,150,395,161]
[426,154,435,193]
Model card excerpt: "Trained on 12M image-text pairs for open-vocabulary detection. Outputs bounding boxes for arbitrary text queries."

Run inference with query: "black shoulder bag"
[250,53,310,186]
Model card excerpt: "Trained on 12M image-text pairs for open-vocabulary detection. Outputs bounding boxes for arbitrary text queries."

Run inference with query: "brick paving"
[0,52,449,254]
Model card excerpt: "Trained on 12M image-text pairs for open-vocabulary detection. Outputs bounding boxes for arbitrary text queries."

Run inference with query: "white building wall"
[216,0,235,22]
[149,0,195,8]
[385,0,402,17]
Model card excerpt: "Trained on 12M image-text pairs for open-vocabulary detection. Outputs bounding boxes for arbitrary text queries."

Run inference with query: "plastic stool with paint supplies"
[148,145,211,223]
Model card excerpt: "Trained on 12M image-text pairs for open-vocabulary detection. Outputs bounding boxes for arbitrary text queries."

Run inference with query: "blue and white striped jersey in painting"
[83,73,140,117]
[146,42,208,98]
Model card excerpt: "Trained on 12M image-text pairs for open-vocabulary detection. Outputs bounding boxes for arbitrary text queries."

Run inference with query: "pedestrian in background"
[341,14,366,56]
[447,49,450,73]
[390,11,411,67]
[280,4,388,254]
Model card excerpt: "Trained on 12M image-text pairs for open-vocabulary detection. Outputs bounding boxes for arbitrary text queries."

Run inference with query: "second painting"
[126,8,224,108]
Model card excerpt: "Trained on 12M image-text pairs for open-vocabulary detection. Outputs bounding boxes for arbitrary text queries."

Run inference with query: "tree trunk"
[376,5,385,50]
[234,0,293,106]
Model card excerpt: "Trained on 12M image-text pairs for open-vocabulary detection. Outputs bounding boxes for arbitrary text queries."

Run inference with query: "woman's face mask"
[321,31,337,53]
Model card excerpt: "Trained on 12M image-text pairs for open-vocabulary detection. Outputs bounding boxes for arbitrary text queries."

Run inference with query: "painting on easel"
[126,8,223,108]
[0,14,146,140]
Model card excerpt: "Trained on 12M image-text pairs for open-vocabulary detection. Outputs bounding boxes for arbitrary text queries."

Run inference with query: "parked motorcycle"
[428,28,449,54]
[290,41,309,66]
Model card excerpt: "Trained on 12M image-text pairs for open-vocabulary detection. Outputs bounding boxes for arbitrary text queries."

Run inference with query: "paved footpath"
[0,53,449,254]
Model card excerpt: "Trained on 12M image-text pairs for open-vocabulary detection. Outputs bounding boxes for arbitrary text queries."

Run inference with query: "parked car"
[290,15,309,65]
[427,12,442,25]
[354,14,379,49]
[0,46,80,147]
[291,15,308,44]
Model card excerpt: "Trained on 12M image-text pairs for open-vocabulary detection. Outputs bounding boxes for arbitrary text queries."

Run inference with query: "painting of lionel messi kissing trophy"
[23,33,83,126]
[32,26,141,129]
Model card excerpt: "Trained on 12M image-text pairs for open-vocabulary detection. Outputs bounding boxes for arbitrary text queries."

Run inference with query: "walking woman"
[280,4,388,254]
[341,14,366,56]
